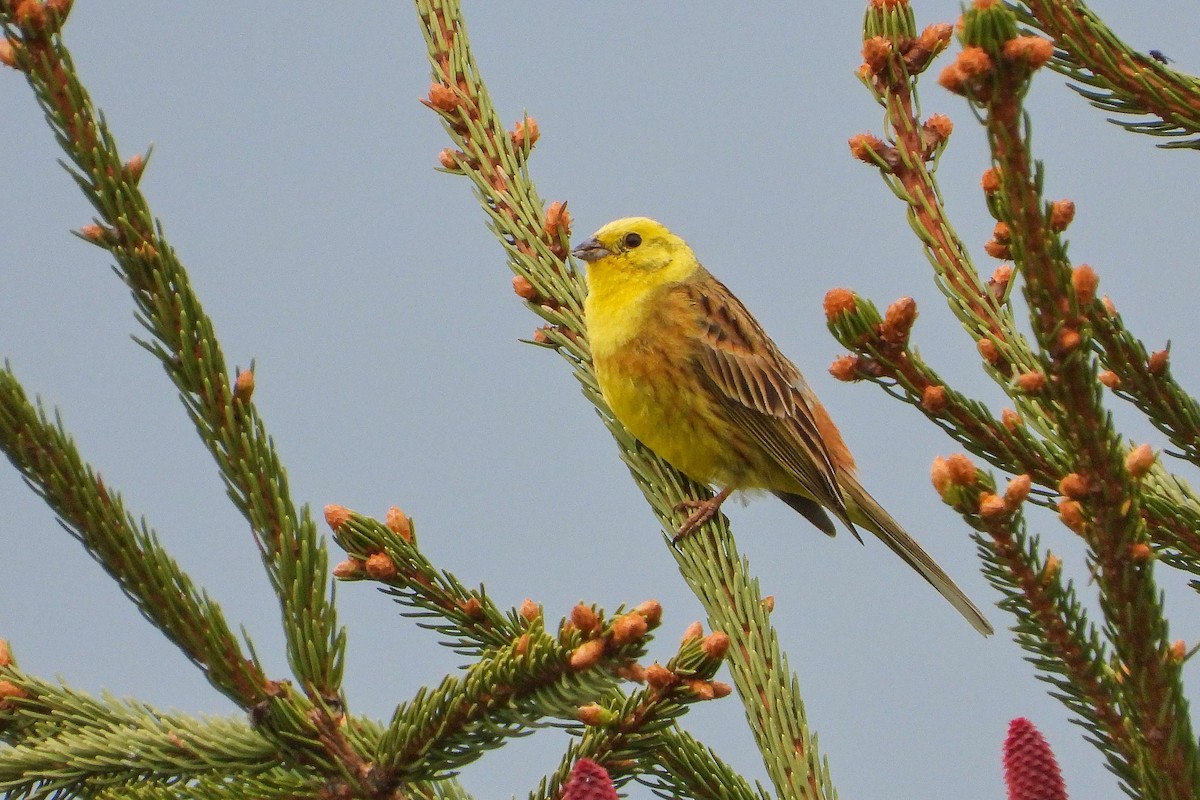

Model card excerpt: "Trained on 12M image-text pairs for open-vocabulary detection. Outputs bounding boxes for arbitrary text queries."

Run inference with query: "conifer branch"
[0,2,344,698]
[0,366,266,706]
[1012,0,1200,148]
[413,1,837,796]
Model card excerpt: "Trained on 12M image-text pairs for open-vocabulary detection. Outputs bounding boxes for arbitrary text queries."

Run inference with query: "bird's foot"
[671,487,734,543]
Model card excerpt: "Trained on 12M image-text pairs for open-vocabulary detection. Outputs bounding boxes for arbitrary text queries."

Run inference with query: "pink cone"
[1003,718,1068,800]
[563,758,618,800]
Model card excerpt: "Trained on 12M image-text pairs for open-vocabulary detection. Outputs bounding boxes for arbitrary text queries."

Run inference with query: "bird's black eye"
[623,232,642,248]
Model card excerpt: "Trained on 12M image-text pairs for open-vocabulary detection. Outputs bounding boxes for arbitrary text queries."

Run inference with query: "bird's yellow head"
[573,217,699,299]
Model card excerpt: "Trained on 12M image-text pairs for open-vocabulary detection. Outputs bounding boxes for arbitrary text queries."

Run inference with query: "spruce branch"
[1011,0,1200,148]
[0,365,265,706]
[0,2,344,699]
[413,1,837,797]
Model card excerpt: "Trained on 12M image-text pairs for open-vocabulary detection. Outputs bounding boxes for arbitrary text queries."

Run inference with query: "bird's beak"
[571,238,610,263]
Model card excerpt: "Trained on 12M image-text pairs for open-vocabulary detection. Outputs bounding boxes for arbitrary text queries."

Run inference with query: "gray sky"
[2,3,1198,798]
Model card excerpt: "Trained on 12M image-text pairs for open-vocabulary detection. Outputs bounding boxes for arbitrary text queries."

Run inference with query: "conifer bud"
[829,355,861,382]
[923,113,954,143]
[978,337,1002,365]
[1040,553,1062,584]
[861,36,892,75]
[1058,473,1088,499]
[1129,542,1152,561]
[365,552,398,581]
[1002,35,1055,69]
[0,680,26,708]
[1004,474,1032,507]
[233,369,255,403]
[611,612,648,646]
[0,639,10,667]
[1016,371,1047,394]
[1125,444,1154,478]
[823,288,857,318]
[881,296,917,344]
[571,603,601,635]
[988,264,1013,303]
[761,595,776,613]
[921,385,948,413]
[1050,199,1076,231]
[519,598,540,622]
[332,558,365,580]
[1055,328,1081,355]
[979,492,1006,518]
[1148,348,1170,376]
[1101,296,1117,316]
[644,662,674,690]
[1072,264,1098,305]
[1098,370,1120,390]
[437,148,461,170]
[711,681,733,698]
[460,597,484,619]
[0,38,17,70]
[984,240,1011,260]
[323,504,351,531]
[680,621,704,643]
[1169,640,1187,664]
[576,703,610,726]
[424,83,458,112]
[511,117,540,149]
[569,639,606,670]
[687,679,716,700]
[1057,499,1086,533]
[701,632,730,660]
[1001,408,1023,431]
[544,200,572,239]
[512,275,538,301]
[633,599,662,627]
[616,661,646,683]
[981,167,1001,194]
[386,506,413,542]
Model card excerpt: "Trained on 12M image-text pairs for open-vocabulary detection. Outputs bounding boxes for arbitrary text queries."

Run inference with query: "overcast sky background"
[2,3,1199,798]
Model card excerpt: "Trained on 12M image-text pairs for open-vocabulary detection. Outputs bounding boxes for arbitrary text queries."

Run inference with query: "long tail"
[838,471,994,636]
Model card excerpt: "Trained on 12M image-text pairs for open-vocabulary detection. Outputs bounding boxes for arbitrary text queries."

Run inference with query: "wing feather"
[680,273,852,525]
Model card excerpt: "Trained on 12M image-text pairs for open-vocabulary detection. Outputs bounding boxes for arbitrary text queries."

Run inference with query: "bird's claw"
[671,499,720,543]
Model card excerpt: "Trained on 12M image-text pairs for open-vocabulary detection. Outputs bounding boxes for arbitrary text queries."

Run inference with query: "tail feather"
[838,472,994,636]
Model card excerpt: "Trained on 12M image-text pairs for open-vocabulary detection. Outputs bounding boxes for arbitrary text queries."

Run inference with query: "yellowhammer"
[573,217,992,636]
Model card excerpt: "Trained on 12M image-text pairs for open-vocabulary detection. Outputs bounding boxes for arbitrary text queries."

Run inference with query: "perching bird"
[573,217,993,636]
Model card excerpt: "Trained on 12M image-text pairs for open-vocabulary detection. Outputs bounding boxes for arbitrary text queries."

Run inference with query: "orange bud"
[570,603,600,634]
[634,599,663,627]
[1050,199,1076,231]
[979,492,1006,518]
[365,552,398,581]
[1041,553,1062,583]
[861,36,892,74]
[711,680,733,698]
[0,680,26,707]
[1016,371,1047,393]
[233,369,254,403]
[1129,542,1152,561]
[79,224,107,243]
[1058,473,1089,499]
[1125,443,1154,478]
[514,633,530,655]
[0,639,10,667]
[829,355,861,382]
[924,113,954,141]
[956,46,994,77]
[1098,370,1120,389]
[1004,474,1032,507]
[687,679,716,700]
[947,453,978,485]
[611,612,649,646]
[124,153,145,183]
[848,133,887,164]
[1001,408,1022,431]
[569,638,606,670]
[577,702,607,726]
[616,661,646,683]
[1002,35,1055,69]
[512,275,537,301]
[980,167,1001,194]
[1072,264,1098,305]
[511,117,540,149]
[425,83,458,112]
[992,222,1011,243]
[931,456,953,496]
[1148,349,1169,376]
[437,148,459,170]
[644,662,674,690]
[1101,296,1117,316]
[519,598,540,622]
[0,38,17,69]
[761,595,775,613]
[681,621,704,643]
[1169,640,1187,664]
[937,63,966,94]
[881,296,917,344]
[823,288,857,318]
[978,337,1002,365]
[460,597,485,619]
[1056,328,1081,354]
[921,385,948,413]
[1057,499,1086,533]
[332,558,365,580]
[543,200,572,237]
[386,506,413,542]
[701,632,730,660]
[323,504,351,531]
[984,240,1011,259]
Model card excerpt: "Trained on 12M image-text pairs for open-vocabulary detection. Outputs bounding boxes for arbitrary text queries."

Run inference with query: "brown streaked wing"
[679,272,851,525]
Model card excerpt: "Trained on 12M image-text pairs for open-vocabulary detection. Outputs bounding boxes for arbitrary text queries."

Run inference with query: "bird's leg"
[672,486,735,542]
